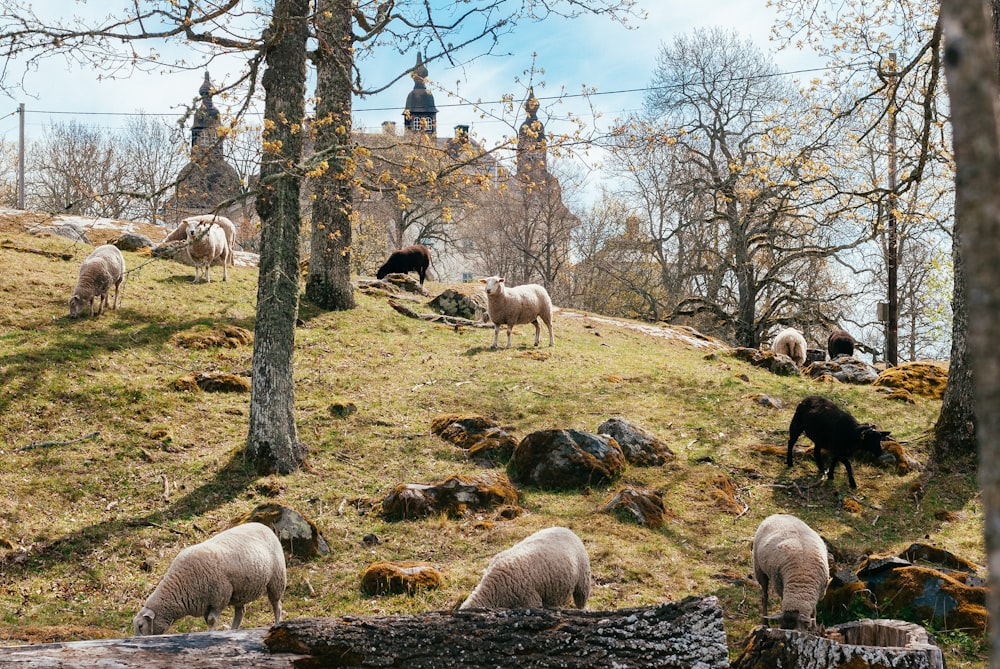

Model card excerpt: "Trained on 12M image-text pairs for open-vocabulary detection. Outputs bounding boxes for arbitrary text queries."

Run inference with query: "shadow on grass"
[3,449,260,577]
[0,310,256,418]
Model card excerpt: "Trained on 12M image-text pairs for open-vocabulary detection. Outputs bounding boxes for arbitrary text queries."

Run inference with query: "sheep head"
[68,294,86,319]
[480,276,505,296]
[858,426,889,459]
[132,606,169,636]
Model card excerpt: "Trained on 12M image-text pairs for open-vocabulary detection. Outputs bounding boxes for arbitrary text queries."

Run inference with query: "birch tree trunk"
[938,2,1000,665]
[247,0,310,474]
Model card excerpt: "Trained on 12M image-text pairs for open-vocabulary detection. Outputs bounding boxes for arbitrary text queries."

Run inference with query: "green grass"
[0,229,985,666]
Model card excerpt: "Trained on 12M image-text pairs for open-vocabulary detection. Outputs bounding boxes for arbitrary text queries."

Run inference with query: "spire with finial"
[404,53,438,136]
[517,87,547,177]
[191,71,221,153]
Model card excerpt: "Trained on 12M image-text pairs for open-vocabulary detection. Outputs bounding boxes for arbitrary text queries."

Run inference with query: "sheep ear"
[479,279,487,284]
[498,277,506,283]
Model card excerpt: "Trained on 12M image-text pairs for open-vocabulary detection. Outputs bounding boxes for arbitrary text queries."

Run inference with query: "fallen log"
[265,596,730,668]
[388,298,491,328]
[0,597,729,668]
[0,628,303,668]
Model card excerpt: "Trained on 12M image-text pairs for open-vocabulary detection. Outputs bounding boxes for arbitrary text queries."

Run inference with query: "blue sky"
[0,1,817,193]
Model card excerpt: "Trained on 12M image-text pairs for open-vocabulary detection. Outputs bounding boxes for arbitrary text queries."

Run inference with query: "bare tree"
[621,28,864,347]
[121,115,188,223]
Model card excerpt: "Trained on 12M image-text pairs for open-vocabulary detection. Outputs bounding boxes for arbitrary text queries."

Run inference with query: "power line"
[16,63,857,120]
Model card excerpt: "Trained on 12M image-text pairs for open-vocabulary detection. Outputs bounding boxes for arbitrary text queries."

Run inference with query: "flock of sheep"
[62,224,891,638]
[128,515,833,636]
[68,214,236,319]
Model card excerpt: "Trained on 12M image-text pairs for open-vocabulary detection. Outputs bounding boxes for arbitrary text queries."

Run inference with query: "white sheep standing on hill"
[133,522,286,635]
[69,244,125,318]
[771,328,808,366]
[459,526,590,610]
[480,275,554,349]
[186,218,231,283]
[752,513,830,631]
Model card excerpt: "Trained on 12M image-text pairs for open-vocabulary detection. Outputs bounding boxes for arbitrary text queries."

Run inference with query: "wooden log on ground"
[731,619,945,669]
[0,597,728,668]
[0,628,305,668]
[265,596,730,668]
[387,298,491,328]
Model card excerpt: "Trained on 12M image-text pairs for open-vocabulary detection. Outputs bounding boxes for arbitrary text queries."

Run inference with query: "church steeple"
[403,53,438,136]
[517,87,548,178]
[191,72,222,156]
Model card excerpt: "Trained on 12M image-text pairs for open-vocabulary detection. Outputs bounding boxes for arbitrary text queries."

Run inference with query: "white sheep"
[186,219,231,283]
[752,513,829,631]
[133,522,286,635]
[69,244,125,318]
[771,328,807,366]
[181,214,237,269]
[480,275,554,349]
[459,526,590,610]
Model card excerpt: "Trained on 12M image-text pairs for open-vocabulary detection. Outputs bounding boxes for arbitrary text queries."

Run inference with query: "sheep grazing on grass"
[827,329,856,359]
[133,522,286,635]
[69,244,125,318]
[771,328,807,366]
[186,219,232,283]
[786,395,890,489]
[459,527,590,610]
[480,275,554,349]
[752,513,830,631]
[376,244,431,285]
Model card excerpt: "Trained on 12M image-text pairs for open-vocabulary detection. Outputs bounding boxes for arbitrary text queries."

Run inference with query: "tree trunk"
[305,0,356,311]
[0,629,305,668]
[246,0,310,475]
[732,621,945,669]
[932,213,976,459]
[265,597,730,668]
[0,599,728,668]
[938,2,1000,667]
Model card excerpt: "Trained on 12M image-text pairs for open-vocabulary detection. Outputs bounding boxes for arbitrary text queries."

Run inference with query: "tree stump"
[265,596,730,668]
[732,619,945,669]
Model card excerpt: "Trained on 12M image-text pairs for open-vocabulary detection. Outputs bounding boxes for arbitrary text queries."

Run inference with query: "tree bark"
[246,0,310,475]
[265,597,730,668]
[938,2,1000,667]
[0,599,728,668]
[305,0,356,311]
[0,629,304,668]
[932,213,976,459]
[732,621,945,669]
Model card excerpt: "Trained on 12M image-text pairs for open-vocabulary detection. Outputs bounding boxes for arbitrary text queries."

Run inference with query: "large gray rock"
[596,417,674,466]
[806,356,880,384]
[509,429,625,489]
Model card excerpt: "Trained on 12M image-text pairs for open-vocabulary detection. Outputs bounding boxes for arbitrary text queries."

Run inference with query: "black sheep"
[376,244,431,285]
[827,329,856,358]
[786,395,890,489]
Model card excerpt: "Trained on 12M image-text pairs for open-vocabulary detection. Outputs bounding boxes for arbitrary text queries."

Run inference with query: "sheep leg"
[221,254,228,282]
[758,573,770,624]
[786,425,802,467]
[205,608,221,631]
[230,604,245,630]
[545,319,554,347]
[505,324,514,349]
[269,596,283,624]
[532,318,541,346]
[813,444,826,479]
[491,325,500,349]
[842,458,858,489]
[112,280,121,310]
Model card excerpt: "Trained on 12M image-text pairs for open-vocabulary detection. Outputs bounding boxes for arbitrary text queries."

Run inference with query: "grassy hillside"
[0,225,985,666]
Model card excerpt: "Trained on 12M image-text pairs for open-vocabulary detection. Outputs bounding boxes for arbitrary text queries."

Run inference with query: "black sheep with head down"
[827,329,856,358]
[376,244,431,285]
[786,395,890,489]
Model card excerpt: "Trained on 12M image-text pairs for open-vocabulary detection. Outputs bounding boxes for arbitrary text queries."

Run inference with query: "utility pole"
[886,52,899,367]
[17,103,25,209]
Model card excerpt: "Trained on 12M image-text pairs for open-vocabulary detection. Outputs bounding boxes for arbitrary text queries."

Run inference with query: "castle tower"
[403,53,438,136]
